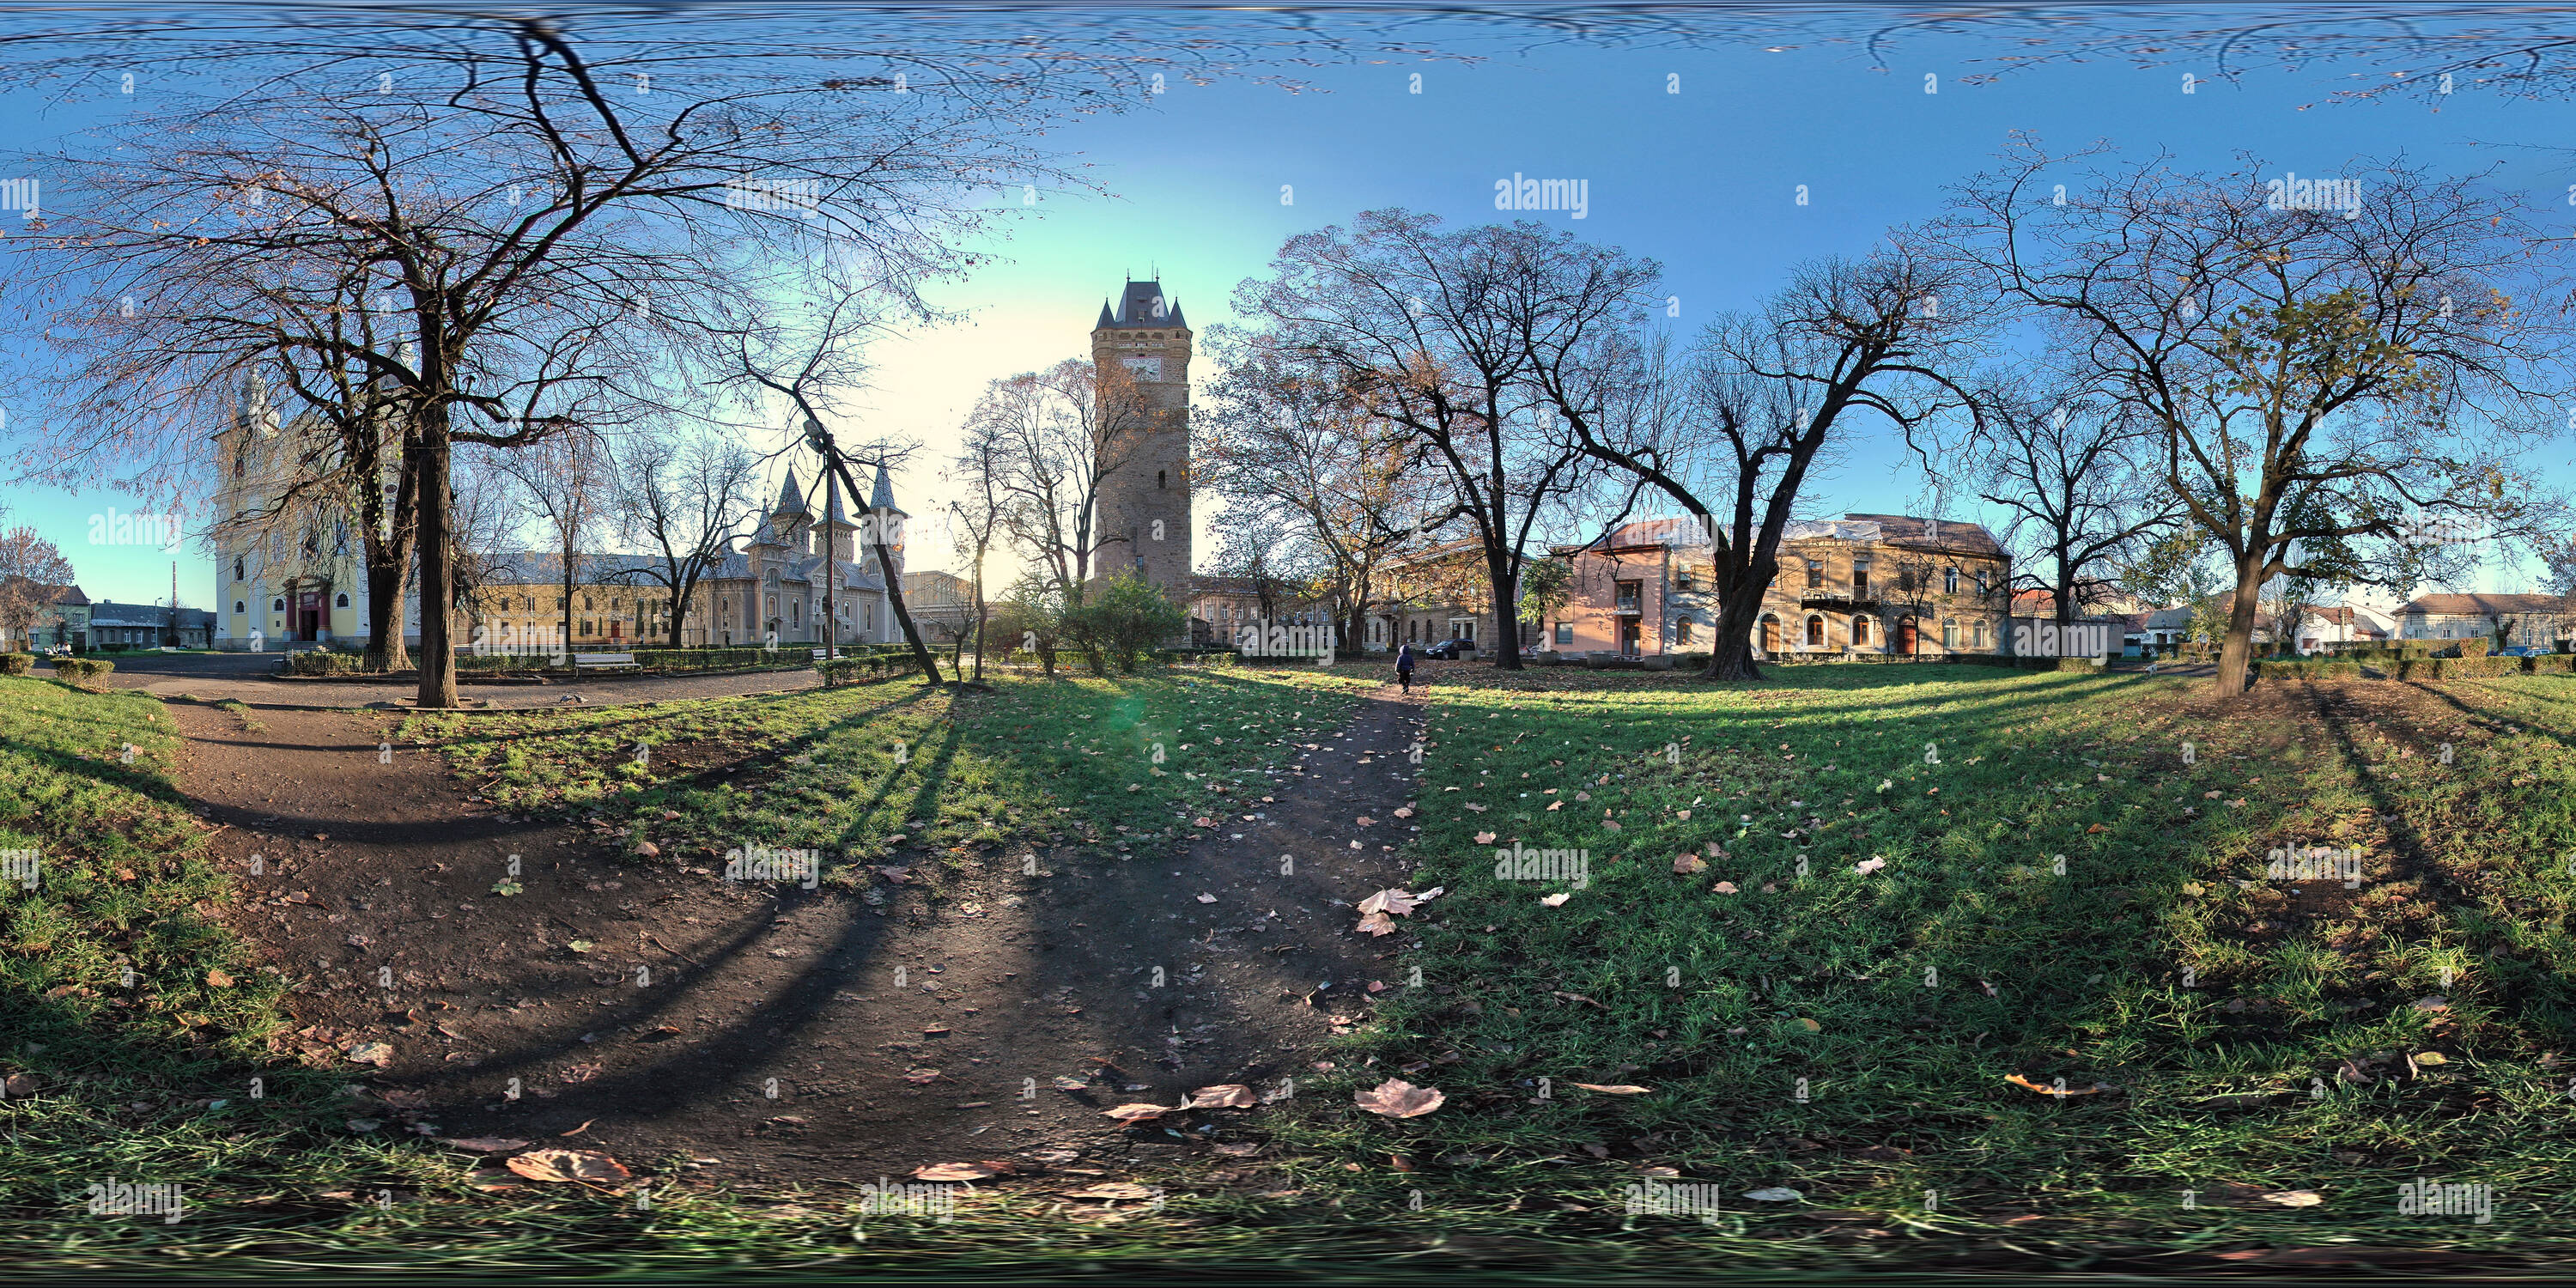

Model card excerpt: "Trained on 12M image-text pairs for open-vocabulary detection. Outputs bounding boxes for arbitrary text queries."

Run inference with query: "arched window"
[232,557,244,582]
[233,601,245,615]
[335,592,349,608]
[1941,617,1959,648]
[1853,616,1874,647]
[1973,619,1988,649]
[271,598,285,612]
[1804,614,1825,647]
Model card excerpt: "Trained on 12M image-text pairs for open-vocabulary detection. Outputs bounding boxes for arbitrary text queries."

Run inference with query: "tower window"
[1157,470,1167,490]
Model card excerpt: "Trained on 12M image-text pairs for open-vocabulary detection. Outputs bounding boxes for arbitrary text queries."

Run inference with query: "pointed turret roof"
[869,464,903,516]
[1096,300,1116,329]
[1097,279,1187,330]
[774,466,810,518]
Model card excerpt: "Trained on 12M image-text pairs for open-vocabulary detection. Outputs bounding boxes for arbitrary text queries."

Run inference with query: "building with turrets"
[1089,278,1194,597]
[210,379,419,650]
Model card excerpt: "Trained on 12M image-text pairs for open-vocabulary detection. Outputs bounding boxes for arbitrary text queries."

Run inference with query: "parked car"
[2500,645,2543,658]
[1422,638,1476,659]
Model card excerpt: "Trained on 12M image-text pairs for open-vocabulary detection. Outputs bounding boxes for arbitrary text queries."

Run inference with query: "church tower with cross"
[1089,276,1193,596]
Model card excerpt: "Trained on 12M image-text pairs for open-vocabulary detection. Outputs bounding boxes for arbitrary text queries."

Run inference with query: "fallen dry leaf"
[1571,1083,1652,1095]
[1353,1078,1444,1118]
[1356,910,1397,936]
[1672,854,1706,874]
[504,1149,632,1185]
[436,1137,530,1153]
[912,1162,1001,1181]
[1102,1103,1170,1123]
[205,968,234,988]
[2004,1072,2108,1097]
[1063,1182,1158,1201]
[1187,1084,1259,1109]
[2259,1189,2324,1207]
[1540,892,1571,907]
[1474,831,1497,845]
[1712,881,1740,895]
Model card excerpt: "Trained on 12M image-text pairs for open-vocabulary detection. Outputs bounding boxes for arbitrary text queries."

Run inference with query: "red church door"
[1897,617,1918,653]
[296,590,325,641]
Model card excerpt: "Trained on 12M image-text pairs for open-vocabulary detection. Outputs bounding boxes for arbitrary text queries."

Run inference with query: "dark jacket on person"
[1395,645,1416,672]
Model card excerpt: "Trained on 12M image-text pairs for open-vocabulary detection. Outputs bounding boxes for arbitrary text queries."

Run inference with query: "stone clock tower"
[1090,277,1193,596]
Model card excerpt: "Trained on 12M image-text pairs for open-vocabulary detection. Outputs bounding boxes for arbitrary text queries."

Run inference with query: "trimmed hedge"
[52,657,115,685]
[2397,656,2523,680]
[2253,659,2362,680]
[2530,654,2574,675]
[285,649,371,676]
[0,653,30,676]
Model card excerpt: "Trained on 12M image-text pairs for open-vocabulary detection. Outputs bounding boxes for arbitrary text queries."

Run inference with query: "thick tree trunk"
[411,417,459,708]
[1704,540,1775,682]
[2215,556,2264,696]
[361,538,412,672]
[1486,548,1522,671]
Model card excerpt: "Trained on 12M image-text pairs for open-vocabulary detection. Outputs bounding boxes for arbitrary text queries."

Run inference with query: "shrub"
[52,658,115,686]
[1060,572,1188,674]
[2450,655,2518,677]
[816,657,866,688]
[2253,658,2362,680]
[285,649,371,676]
[0,653,30,676]
[631,647,775,671]
[2458,636,2491,659]
[2528,654,2573,675]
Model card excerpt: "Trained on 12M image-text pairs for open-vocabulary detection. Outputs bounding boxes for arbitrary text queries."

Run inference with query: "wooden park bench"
[573,652,639,671]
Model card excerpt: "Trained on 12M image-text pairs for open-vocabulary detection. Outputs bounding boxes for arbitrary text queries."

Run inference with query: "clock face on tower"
[1121,355,1163,382]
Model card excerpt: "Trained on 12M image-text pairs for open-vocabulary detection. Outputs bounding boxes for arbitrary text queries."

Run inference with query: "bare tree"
[4,15,1093,708]
[948,420,1012,684]
[1200,326,1445,651]
[611,431,762,649]
[1240,210,1645,669]
[1945,142,2571,694]
[711,280,944,683]
[967,359,1155,609]
[1540,252,1977,681]
[1961,383,2179,632]
[494,431,611,659]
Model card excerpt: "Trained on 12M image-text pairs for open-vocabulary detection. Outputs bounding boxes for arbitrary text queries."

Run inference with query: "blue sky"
[9,13,2576,607]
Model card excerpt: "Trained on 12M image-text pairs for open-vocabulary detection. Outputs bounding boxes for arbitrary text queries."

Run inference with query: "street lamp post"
[805,419,837,662]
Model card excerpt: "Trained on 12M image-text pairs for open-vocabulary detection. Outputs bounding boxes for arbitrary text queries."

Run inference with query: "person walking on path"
[1395,642,1417,693]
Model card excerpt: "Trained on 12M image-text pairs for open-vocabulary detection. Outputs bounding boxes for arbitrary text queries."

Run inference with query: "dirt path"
[171,679,1429,1188]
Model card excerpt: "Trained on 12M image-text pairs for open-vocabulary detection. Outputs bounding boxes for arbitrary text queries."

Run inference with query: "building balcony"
[1798,593,1883,612]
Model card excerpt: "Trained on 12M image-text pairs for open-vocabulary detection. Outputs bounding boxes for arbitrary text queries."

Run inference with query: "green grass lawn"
[1268,663,2576,1251]
[395,665,1374,881]
[22,659,2576,1273]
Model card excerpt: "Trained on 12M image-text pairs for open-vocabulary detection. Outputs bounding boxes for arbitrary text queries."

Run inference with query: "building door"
[295,590,325,641]
[1760,616,1780,653]
[1897,617,1917,653]
[1619,618,1641,656]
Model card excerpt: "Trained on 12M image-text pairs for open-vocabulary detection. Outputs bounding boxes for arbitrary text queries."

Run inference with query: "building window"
[1675,570,1694,592]
[1805,614,1826,647]
[1157,469,1167,489]
[271,598,285,612]
[1852,562,1869,598]
[1616,580,1642,611]
[1944,568,1959,595]
[1974,570,1989,596]
[232,557,244,582]
[1941,617,1959,648]
[335,592,349,608]
[1555,622,1574,645]
[1806,559,1824,589]
[1854,616,1873,646]
[1675,617,1694,645]
[1973,619,1988,648]
[233,601,245,614]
